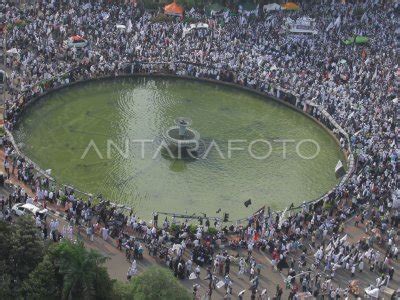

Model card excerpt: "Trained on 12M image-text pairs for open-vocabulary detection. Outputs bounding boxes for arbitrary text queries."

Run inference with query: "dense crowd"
[1,0,399,298]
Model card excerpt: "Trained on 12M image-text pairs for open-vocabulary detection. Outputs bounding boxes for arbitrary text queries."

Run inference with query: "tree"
[93,266,116,300]
[112,280,135,300]
[21,256,61,300]
[0,261,12,299]
[128,267,191,300]
[50,240,113,300]
[0,217,44,296]
[0,221,13,295]
[9,216,45,285]
[0,221,13,261]
[1,220,192,300]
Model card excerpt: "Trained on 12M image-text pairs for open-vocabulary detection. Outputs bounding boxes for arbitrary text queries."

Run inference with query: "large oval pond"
[14,77,344,219]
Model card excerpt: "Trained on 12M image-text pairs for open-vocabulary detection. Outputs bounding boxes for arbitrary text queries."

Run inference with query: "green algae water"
[14,77,343,219]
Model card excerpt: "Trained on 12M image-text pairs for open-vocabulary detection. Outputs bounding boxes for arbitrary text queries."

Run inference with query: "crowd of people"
[1,0,399,298]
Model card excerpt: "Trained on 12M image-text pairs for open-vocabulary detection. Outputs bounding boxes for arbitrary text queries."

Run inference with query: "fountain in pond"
[163,117,201,158]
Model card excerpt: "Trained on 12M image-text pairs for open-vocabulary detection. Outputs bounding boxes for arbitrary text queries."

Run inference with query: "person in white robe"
[102,227,109,241]
[127,260,137,280]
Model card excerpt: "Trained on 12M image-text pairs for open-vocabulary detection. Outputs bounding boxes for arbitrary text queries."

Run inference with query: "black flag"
[223,213,229,222]
[244,199,252,207]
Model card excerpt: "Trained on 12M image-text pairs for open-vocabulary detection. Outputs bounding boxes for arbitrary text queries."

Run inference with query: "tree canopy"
[50,240,113,299]
[0,217,44,296]
[21,256,61,300]
[0,219,191,300]
[129,266,191,300]
[0,220,115,299]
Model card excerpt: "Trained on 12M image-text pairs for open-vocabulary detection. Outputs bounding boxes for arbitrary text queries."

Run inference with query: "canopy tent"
[343,36,369,45]
[282,2,300,10]
[263,3,282,12]
[164,2,184,17]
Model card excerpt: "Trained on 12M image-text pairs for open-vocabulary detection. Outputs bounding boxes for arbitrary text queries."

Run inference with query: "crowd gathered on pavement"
[1,0,399,298]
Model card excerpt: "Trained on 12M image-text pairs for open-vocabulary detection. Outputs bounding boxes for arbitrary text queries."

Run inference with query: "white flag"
[127,19,133,33]
[326,21,334,32]
[334,15,341,28]
[372,66,378,80]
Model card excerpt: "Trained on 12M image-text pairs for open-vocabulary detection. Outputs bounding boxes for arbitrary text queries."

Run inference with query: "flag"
[340,234,348,243]
[253,206,265,217]
[278,207,288,228]
[361,12,367,23]
[372,66,378,80]
[326,21,334,32]
[335,160,345,178]
[334,15,341,28]
[127,19,132,33]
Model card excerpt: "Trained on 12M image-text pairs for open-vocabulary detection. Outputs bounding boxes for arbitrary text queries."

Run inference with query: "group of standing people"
[1,0,399,298]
